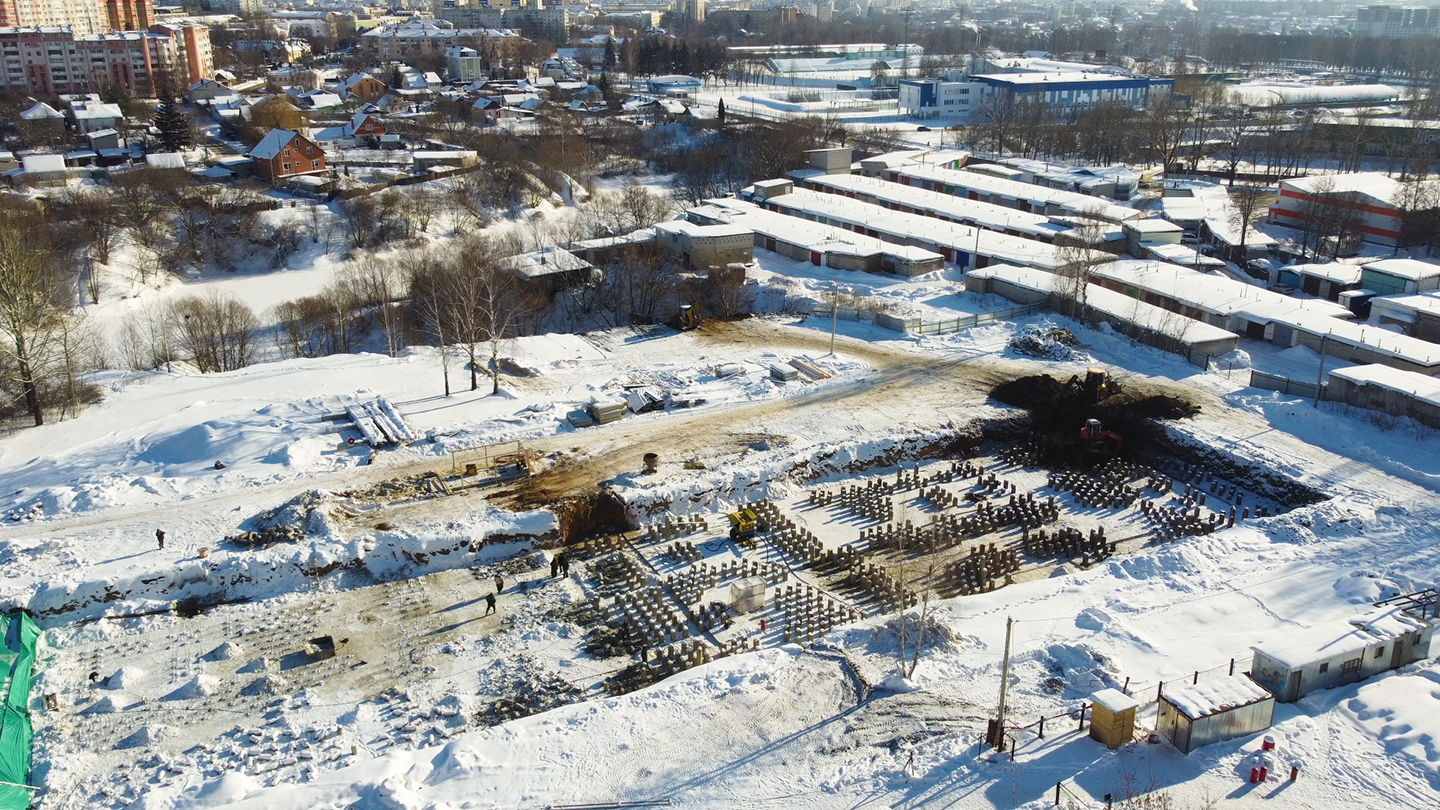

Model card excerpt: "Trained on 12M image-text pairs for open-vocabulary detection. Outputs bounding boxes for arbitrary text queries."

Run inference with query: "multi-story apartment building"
[0,0,109,33]
[0,21,210,98]
[360,19,514,61]
[436,5,567,44]
[104,0,152,30]
[1355,5,1440,38]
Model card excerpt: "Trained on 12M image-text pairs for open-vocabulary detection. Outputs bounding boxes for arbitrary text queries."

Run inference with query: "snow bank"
[166,674,219,700]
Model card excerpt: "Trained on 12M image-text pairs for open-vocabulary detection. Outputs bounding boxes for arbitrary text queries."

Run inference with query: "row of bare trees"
[44,167,287,285]
[116,293,261,374]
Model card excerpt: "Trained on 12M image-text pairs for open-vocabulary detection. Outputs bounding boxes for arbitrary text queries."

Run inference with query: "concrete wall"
[1325,375,1440,429]
[692,234,753,268]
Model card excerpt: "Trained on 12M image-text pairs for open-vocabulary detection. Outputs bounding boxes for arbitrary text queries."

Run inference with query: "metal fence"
[812,302,1045,336]
[1249,369,1325,400]
[1054,779,1097,809]
[810,304,877,325]
[1115,652,1255,716]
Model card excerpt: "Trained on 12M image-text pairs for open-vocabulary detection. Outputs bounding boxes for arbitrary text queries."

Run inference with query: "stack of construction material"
[344,396,416,446]
[769,362,800,381]
[623,387,665,413]
[588,397,627,424]
[788,357,831,380]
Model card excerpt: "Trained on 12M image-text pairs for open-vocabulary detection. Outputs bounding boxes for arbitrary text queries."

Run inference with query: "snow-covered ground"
[9,152,1440,809]
[8,306,1440,810]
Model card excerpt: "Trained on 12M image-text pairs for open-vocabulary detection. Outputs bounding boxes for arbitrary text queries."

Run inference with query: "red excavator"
[1081,418,1123,457]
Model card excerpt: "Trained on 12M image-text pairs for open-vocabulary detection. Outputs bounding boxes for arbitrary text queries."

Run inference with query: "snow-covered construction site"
[4,313,1440,810]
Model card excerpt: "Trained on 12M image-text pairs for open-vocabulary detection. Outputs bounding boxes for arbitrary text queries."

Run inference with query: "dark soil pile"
[990,374,1200,464]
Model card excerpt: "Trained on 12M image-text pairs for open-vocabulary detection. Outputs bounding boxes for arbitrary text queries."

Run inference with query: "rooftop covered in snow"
[1162,675,1273,720]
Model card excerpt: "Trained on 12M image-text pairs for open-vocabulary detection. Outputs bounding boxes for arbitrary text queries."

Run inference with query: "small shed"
[1157,675,1274,755]
[1249,605,1436,702]
[1088,688,1139,749]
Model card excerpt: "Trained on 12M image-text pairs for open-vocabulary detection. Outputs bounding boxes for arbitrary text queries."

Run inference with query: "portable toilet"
[1089,688,1139,749]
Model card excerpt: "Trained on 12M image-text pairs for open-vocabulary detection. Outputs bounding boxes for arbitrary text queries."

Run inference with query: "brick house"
[249,128,326,181]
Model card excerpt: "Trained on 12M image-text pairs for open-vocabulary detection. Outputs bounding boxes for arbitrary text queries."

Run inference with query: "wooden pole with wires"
[994,616,1014,749]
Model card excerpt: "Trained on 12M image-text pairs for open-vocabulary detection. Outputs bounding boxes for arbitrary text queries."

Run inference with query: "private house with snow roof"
[249,129,326,181]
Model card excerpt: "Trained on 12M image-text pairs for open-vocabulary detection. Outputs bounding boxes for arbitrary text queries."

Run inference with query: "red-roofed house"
[249,128,326,181]
[349,112,386,144]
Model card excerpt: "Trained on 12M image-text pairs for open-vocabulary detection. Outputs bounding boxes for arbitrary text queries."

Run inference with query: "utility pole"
[1313,333,1328,408]
[994,616,1014,749]
[828,280,839,357]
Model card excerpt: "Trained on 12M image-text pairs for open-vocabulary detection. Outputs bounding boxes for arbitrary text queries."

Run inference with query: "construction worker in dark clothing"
[560,553,571,577]
[550,555,560,578]
[156,529,165,550]
[484,593,496,615]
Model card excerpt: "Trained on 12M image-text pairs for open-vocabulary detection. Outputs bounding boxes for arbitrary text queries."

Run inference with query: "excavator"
[1064,367,1122,403]
[1080,418,1124,457]
[674,304,702,331]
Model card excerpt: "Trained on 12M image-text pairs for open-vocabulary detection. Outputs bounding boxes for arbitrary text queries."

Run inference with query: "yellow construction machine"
[727,507,769,546]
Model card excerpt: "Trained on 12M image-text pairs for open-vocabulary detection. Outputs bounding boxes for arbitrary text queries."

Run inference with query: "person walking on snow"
[484,593,496,615]
[493,573,504,593]
[156,529,165,550]
[550,555,559,578]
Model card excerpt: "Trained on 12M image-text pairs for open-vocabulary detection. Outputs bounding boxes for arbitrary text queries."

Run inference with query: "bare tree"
[0,206,74,425]
[340,258,406,357]
[405,250,454,396]
[432,237,542,393]
[1229,183,1273,262]
[1394,174,1440,254]
[1216,113,1257,186]
[168,292,260,373]
[1141,93,1193,173]
[116,300,178,370]
[57,187,123,265]
[704,263,750,318]
[609,241,679,324]
[337,195,378,250]
[1053,212,1114,320]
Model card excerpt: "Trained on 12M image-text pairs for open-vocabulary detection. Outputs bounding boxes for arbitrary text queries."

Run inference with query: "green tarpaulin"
[0,612,40,810]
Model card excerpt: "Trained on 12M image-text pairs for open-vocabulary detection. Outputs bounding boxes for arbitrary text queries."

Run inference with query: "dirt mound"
[989,373,1201,464]
[1127,395,1199,421]
[229,490,346,546]
[991,375,1066,409]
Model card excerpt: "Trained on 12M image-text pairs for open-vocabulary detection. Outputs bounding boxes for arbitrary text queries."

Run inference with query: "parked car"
[1244,258,1274,281]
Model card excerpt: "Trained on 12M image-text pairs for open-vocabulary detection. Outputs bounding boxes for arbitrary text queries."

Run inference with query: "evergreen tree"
[604,39,616,71]
[154,95,193,153]
[716,98,725,128]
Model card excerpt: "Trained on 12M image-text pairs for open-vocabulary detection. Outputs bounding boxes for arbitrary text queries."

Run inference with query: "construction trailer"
[1249,603,1436,702]
[1157,675,1275,755]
